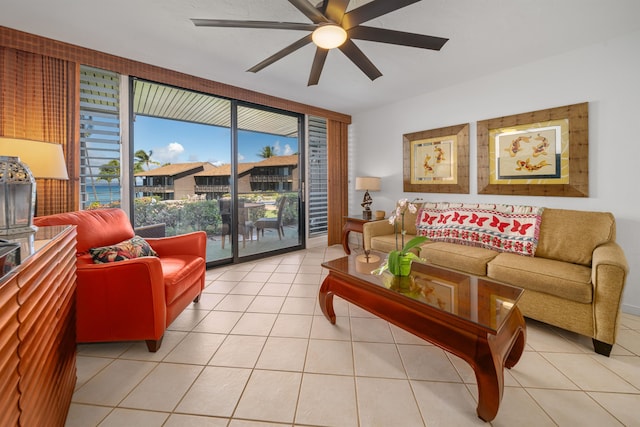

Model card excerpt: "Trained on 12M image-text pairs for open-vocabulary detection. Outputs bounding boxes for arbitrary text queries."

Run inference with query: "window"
[308,116,328,237]
[79,66,121,209]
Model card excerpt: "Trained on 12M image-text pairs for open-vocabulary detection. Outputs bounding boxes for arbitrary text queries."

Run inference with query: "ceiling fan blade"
[324,0,350,23]
[308,48,329,86]
[349,26,448,50]
[338,39,382,81]
[191,19,316,32]
[288,0,329,24]
[248,34,313,73]
[342,0,421,29]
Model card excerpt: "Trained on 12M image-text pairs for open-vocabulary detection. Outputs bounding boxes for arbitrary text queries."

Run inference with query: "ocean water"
[84,184,121,205]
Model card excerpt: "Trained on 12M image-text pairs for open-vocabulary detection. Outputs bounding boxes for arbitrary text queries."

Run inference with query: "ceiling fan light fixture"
[312,24,347,49]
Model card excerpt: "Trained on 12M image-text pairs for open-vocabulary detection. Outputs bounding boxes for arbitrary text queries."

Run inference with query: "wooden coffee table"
[319,253,526,422]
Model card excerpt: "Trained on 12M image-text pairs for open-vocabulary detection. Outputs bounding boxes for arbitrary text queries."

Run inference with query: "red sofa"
[34,208,206,351]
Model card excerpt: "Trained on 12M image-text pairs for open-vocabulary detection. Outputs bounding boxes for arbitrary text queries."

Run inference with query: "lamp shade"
[0,138,69,179]
[355,176,381,192]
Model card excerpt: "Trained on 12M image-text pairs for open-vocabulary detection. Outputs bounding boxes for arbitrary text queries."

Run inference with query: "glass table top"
[321,251,524,334]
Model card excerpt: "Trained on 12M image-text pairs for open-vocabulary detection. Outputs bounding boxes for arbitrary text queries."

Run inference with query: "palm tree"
[134,149,160,171]
[98,159,120,202]
[258,145,276,159]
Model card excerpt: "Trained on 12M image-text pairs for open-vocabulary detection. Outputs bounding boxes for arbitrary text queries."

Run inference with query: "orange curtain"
[0,47,78,215]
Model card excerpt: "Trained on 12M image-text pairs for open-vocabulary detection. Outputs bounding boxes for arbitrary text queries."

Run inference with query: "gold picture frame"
[403,123,469,193]
[477,102,588,197]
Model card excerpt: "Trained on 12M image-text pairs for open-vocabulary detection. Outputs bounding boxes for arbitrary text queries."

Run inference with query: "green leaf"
[401,236,428,254]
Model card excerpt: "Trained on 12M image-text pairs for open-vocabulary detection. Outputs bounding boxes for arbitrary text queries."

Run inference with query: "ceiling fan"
[192,0,448,86]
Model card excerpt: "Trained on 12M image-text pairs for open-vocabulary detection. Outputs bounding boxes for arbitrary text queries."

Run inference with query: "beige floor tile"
[275,263,300,273]
[242,271,273,282]
[169,305,213,332]
[398,345,462,382]
[229,281,265,295]
[119,330,188,361]
[163,332,226,365]
[527,388,624,426]
[491,387,556,426]
[246,295,285,313]
[280,296,316,315]
[588,391,640,426]
[256,336,308,371]
[269,272,296,283]
[217,270,249,281]
[208,335,266,368]
[287,283,318,298]
[234,370,302,423]
[187,292,225,311]
[620,313,640,330]
[295,373,358,427]
[74,356,112,391]
[390,323,433,345]
[310,315,352,341]
[542,352,638,392]
[348,303,378,318]
[215,294,255,312]
[508,351,579,390]
[293,273,322,285]
[616,329,640,355]
[251,263,278,273]
[230,312,277,335]
[73,359,157,406]
[64,403,111,427]
[270,313,313,338]
[356,377,424,426]
[298,264,323,274]
[175,366,251,417]
[205,280,238,294]
[164,414,228,426]
[120,363,203,411]
[525,320,586,353]
[353,342,406,379]
[98,408,169,426]
[305,339,354,375]
[193,310,242,334]
[76,342,132,358]
[591,354,640,390]
[410,380,486,426]
[258,282,291,296]
[350,317,394,343]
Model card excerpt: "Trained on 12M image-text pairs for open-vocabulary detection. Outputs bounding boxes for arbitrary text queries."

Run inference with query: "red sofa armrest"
[75,257,167,343]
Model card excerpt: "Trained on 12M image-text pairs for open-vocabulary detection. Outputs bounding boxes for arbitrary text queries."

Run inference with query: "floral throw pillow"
[89,236,158,264]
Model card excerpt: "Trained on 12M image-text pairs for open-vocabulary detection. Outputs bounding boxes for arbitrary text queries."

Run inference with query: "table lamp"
[0,137,69,236]
[355,176,381,220]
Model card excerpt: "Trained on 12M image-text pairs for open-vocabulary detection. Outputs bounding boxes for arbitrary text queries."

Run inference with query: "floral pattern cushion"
[89,236,158,263]
[416,202,544,257]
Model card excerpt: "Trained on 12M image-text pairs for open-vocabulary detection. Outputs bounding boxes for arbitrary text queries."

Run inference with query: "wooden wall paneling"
[0,274,21,427]
[327,119,349,245]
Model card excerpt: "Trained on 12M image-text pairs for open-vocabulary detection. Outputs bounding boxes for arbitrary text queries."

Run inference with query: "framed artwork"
[403,123,469,194]
[477,102,588,197]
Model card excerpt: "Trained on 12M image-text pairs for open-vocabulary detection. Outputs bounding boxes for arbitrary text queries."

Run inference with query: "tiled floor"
[66,245,640,427]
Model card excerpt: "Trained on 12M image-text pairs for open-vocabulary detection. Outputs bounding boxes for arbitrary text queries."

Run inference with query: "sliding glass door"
[131,79,303,265]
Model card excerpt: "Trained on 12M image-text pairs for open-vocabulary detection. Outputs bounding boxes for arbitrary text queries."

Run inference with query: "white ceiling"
[2,0,640,115]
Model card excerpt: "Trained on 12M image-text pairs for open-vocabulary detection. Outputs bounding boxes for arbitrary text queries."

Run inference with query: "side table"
[342,215,383,254]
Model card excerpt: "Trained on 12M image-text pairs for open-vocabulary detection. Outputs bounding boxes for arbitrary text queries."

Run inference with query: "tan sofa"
[363,205,629,356]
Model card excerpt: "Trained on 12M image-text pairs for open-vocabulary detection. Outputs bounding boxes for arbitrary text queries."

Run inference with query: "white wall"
[350,29,640,315]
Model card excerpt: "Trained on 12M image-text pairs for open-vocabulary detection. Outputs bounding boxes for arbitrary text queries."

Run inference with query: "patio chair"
[255,196,287,241]
[220,198,254,248]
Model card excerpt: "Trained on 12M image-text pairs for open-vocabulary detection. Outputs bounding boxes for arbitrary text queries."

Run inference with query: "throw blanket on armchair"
[416,202,544,256]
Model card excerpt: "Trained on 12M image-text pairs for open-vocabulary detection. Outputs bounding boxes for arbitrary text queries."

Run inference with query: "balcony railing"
[135,185,174,193]
[250,175,292,183]
[194,185,230,193]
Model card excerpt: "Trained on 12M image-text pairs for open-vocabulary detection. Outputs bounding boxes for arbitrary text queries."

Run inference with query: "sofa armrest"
[75,257,167,341]
[145,231,207,258]
[591,241,629,345]
[363,220,395,251]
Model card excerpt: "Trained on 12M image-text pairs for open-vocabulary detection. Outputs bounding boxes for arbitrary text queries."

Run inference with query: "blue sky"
[133,115,298,167]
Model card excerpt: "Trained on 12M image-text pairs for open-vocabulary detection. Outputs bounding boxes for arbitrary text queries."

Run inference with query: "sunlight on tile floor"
[66,245,640,427]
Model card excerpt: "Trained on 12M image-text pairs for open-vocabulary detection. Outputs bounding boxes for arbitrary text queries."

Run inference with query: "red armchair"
[34,208,206,352]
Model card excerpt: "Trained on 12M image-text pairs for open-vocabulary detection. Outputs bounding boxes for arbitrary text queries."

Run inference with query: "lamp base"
[362,209,372,220]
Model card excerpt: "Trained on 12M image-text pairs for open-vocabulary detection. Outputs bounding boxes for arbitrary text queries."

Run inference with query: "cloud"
[283,144,293,155]
[153,142,184,164]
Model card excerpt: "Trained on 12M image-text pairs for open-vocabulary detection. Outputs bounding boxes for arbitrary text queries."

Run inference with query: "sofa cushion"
[370,233,419,254]
[488,253,592,303]
[420,241,499,276]
[535,208,615,266]
[89,236,158,264]
[416,202,544,257]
